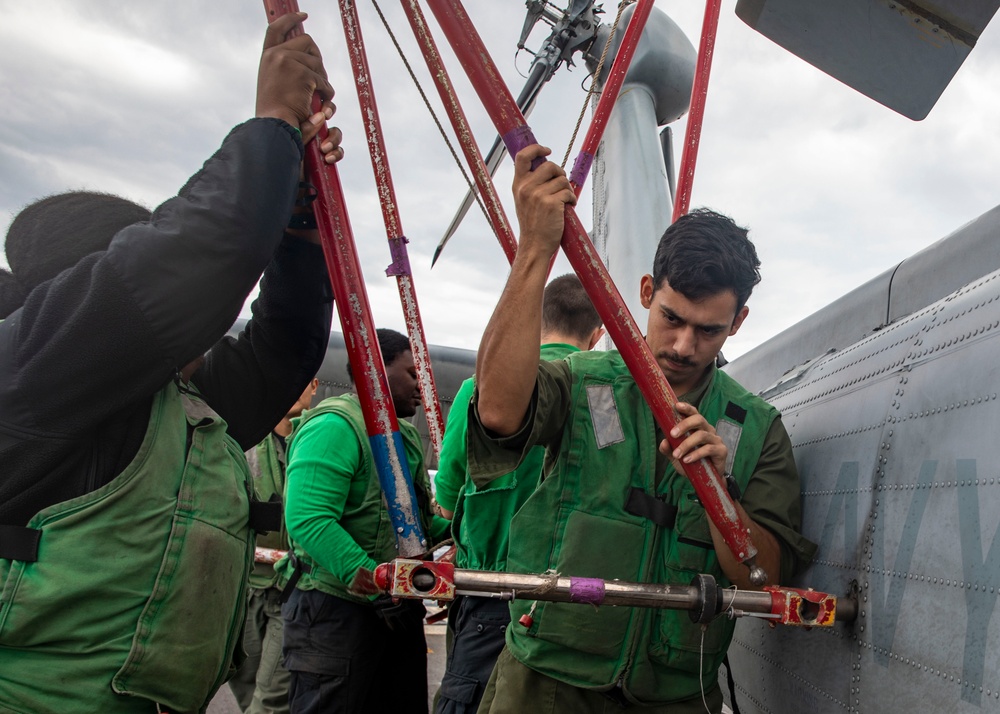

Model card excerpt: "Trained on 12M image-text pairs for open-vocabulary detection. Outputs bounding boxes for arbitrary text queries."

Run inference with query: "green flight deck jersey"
[469,352,816,707]
[435,343,579,572]
[276,394,448,604]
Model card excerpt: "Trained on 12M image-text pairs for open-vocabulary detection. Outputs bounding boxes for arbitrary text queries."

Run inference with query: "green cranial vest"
[277,394,433,603]
[0,385,253,714]
[505,351,776,705]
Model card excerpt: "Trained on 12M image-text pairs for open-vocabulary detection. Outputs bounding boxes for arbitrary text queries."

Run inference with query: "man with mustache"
[469,145,816,713]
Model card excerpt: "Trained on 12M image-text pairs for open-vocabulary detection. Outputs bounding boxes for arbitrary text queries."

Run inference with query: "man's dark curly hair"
[651,208,761,313]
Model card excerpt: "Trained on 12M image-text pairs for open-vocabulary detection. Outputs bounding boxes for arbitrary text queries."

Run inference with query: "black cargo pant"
[434,596,510,714]
[282,587,428,714]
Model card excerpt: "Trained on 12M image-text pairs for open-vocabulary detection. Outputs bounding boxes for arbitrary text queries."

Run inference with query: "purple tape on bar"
[570,151,595,188]
[385,235,412,277]
[501,125,538,159]
[569,577,606,605]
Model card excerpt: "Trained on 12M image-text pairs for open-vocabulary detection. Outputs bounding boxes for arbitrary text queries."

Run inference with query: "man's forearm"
[475,247,551,436]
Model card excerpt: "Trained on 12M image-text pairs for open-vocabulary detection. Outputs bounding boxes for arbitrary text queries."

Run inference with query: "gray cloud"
[3,1,999,359]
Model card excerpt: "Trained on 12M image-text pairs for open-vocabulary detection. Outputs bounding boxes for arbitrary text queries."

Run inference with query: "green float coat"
[501,352,776,704]
[435,343,579,572]
[246,433,289,590]
[276,394,446,604]
[0,386,253,714]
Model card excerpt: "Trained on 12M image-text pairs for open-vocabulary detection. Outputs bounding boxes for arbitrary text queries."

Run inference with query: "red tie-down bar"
[672,0,723,222]
[371,559,855,627]
[568,0,655,196]
[423,0,767,585]
[399,0,518,263]
[262,0,428,557]
[337,0,446,456]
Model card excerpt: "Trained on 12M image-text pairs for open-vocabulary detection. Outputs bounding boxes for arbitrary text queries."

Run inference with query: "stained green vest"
[246,433,288,590]
[279,394,432,603]
[0,385,253,714]
[505,351,777,705]
[452,343,578,571]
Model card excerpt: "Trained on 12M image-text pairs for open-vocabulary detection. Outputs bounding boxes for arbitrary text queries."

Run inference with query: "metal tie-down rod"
[374,559,859,627]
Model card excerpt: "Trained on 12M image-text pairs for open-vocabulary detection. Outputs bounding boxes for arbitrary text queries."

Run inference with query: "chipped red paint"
[401,0,518,262]
[425,0,761,579]
[377,559,458,600]
[262,0,427,557]
[337,0,445,456]
[254,547,288,566]
[672,0,722,222]
[766,585,839,627]
[571,0,656,196]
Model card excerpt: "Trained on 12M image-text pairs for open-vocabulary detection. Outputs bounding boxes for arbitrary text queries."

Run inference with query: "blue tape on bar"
[369,430,427,551]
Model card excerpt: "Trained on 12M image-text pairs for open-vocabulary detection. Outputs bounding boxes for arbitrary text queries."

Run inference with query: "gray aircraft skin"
[720,2,1000,711]
[722,207,1000,712]
[230,2,1000,711]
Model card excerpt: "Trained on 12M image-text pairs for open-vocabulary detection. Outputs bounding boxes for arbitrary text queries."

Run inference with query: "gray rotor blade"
[736,0,1000,120]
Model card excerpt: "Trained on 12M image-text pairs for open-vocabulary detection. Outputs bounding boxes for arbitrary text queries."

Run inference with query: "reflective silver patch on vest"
[716,419,743,474]
[180,393,221,424]
[586,384,625,449]
[245,445,263,480]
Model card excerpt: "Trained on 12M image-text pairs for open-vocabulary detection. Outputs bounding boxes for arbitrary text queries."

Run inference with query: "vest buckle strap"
[248,497,283,534]
[623,487,677,529]
[279,552,312,604]
[0,524,41,562]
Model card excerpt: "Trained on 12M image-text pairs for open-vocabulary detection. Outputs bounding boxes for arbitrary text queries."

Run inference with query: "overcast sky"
[2,1,999,361]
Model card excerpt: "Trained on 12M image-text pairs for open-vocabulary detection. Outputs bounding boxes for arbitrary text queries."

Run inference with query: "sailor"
[229,378,319,714]
[432,273,602,714]
[470,145,817,713]
[0,14,341,713]
[278,327,450,714]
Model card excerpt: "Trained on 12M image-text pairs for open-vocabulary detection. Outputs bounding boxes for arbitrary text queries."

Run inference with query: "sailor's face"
[640,276,747,395]
[386,350,421,419]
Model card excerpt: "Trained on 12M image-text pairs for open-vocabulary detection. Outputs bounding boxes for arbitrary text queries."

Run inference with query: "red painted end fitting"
[374,562,392,593]
[518,613,534,628]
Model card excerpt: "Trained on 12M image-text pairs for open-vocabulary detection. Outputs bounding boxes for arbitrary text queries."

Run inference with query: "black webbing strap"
[248,495,283,535]
[0,525,41,562]
[624,487,677,529]
[279,552,312,604]
[722,654,743,714]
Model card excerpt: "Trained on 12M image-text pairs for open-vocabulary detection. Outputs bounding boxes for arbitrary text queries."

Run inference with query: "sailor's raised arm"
[475,145,576,436]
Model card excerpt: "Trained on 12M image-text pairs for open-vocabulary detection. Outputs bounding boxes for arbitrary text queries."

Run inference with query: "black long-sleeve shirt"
[0,118,333,528]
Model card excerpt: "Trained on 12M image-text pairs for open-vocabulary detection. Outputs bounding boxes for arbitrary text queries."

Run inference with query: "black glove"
[373,596,422,632]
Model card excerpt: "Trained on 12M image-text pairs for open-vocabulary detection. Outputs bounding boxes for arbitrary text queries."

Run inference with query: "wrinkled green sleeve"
[740,417,817,580]
[283,412,377,583]
[467,359,573,488]
[433,377,477,513]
